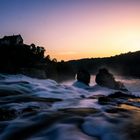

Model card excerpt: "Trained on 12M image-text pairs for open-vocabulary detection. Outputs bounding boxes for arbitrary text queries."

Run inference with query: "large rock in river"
[95,68,127,91]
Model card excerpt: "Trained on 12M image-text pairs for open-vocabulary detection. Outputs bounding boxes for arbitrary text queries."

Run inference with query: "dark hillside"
[67,51,140,78]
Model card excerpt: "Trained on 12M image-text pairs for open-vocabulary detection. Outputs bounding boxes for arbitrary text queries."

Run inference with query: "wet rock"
[22,106,40,114]
[95,68,127,91]
[0,108,17,121]
[0,89,22,97]
[108,92,137,99]
[80,95,86,98]
[8,96,62,104]
[98,96,111,105]
[88,95,105,99]
[0,74,5,80]
[31,97,62,103]
[98,91,139,106]
[105,107,128,113]
[59,108,99,116]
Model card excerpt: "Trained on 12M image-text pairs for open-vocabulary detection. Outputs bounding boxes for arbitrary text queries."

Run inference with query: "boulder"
[95,68,127,91]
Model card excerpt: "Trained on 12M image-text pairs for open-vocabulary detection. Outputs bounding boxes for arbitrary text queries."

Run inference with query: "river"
[0,74,140,140]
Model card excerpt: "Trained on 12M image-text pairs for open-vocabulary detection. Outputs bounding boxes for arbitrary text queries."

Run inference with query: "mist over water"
[62,75,140,96]
[0,74,140,140]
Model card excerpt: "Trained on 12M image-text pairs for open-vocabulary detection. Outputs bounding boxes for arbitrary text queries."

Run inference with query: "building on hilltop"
[0,34,23,45]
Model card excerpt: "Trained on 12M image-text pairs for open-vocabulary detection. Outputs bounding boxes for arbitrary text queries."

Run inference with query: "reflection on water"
[0,74,140,140]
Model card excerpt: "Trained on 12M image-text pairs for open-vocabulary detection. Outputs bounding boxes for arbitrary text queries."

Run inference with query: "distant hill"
[65,51,140,78]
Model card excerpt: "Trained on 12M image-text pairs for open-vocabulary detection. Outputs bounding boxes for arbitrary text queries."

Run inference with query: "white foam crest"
[0,74,140,99]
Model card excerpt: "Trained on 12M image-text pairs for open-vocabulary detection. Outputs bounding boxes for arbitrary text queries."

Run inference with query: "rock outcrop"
[95,68,127,91]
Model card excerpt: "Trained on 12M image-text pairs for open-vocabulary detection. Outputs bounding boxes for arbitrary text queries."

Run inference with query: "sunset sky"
[0,0,140,61]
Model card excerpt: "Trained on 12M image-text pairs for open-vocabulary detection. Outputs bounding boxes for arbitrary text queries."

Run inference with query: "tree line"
[0,40,140,80]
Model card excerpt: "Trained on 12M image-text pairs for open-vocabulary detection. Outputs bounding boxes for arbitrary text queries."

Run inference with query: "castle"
[0,35,23,46]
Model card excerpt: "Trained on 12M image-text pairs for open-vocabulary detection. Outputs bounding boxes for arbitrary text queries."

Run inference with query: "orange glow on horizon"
[1,1,140,61]
[43,3,140,61]
[46,27,140,61]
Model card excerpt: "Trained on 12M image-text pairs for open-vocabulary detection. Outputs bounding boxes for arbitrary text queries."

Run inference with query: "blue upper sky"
[0,0,140,61]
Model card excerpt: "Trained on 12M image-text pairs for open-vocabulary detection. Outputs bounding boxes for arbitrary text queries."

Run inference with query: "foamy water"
[0,74,140,140]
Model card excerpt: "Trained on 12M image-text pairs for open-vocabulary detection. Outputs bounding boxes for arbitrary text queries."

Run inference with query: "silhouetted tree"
[52,58,57,63]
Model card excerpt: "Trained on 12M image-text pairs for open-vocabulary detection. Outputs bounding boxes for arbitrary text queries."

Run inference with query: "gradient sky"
[0,0,140,61]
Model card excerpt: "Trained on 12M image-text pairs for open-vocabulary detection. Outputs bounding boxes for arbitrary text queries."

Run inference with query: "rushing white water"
[0,74,140,140]
[62,75,140,97]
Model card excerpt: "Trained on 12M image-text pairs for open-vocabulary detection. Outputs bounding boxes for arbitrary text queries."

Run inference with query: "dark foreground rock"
[98,91,139,105]
[108,92,137,98]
